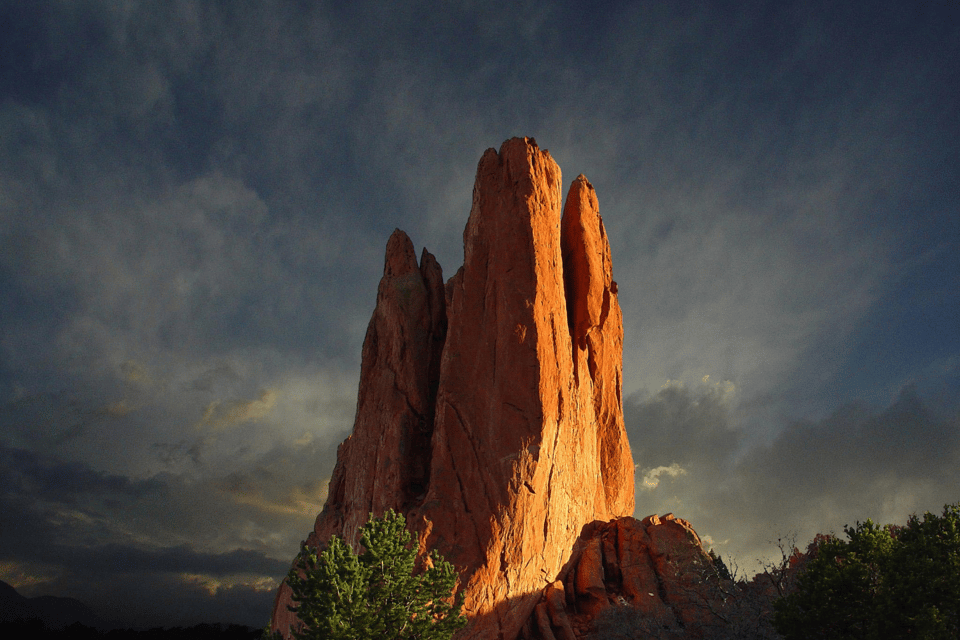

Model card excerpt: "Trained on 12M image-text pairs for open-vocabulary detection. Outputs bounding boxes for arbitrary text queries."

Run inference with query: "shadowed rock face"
[271,137,635,640]
[533,514,719,640]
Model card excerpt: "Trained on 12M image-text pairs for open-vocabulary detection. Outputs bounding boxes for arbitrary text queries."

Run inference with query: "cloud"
[191,362,241,392]
[0,446,164,506]
[0,1,939,448]
[189,388,282,464]
[638,463,687,490]
[0,438,342,627]
[94,399,136,418]
[626,383,960,567]
[217,472,329,519]
[196,390,278,432]
[732,386,960,526]
[53,543,289,578]
[119,360,152,386]
[17,569,279,629]
[0,436,336,560]
[1,532,289,581]
[626,381,743,473]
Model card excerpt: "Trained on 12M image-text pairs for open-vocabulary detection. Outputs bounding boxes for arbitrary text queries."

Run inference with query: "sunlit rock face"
[271,137,636,640]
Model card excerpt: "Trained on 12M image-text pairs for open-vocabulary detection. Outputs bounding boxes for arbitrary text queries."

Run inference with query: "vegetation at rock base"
[774,502,960,639]
[281,509,465,640]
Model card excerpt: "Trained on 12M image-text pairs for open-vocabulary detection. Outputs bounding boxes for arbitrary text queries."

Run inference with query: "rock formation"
[529,514,718,640]
[271,138,715,640]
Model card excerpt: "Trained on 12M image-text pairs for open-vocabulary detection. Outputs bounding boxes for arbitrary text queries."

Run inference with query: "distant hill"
[0,579,101,629]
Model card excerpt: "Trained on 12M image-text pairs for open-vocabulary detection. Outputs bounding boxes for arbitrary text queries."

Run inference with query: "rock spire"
[272,138,662,640]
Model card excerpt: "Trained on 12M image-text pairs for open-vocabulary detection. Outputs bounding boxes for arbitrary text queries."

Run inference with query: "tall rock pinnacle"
[271,137,635,640]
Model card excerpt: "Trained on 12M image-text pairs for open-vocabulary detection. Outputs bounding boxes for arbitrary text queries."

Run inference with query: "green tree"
[284,510,465,640]
[773,520,895,639]
[773,502,960,640]
[880,503,960,638]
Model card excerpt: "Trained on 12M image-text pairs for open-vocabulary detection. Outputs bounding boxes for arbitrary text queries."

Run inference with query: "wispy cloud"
[638,463,687,490]
[196,390,278,432]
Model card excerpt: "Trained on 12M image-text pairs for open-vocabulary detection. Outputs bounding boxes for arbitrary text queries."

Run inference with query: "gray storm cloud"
[627,382,960,568]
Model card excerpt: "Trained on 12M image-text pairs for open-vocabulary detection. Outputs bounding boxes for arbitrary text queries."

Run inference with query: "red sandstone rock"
[406,138,634,640]
[545,582,577,640]
[532,514,718,639]
[535,603,556,640]
[271,137,636,640]
[574,537,607,617]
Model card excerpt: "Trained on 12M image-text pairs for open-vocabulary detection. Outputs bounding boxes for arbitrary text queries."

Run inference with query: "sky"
[1,0,958,629]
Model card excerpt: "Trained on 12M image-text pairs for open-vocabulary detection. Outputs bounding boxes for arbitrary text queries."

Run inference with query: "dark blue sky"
[1,0,958,628]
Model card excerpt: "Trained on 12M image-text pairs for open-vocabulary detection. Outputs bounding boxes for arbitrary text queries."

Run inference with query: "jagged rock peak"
[271,137,635,640]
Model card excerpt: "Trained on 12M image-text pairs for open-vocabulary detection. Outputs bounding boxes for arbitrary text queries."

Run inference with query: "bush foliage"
[774,502,960,639]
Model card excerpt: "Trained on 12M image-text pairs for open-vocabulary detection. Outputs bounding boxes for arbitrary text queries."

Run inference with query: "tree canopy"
[774,502,960,639]
[284,510,465,640]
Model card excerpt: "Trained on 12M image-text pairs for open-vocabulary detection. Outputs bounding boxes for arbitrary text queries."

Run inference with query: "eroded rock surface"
[271,137,636,640]
[527,515,719,640]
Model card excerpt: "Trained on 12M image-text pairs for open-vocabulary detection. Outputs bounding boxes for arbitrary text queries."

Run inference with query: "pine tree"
[285,510,466,640]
